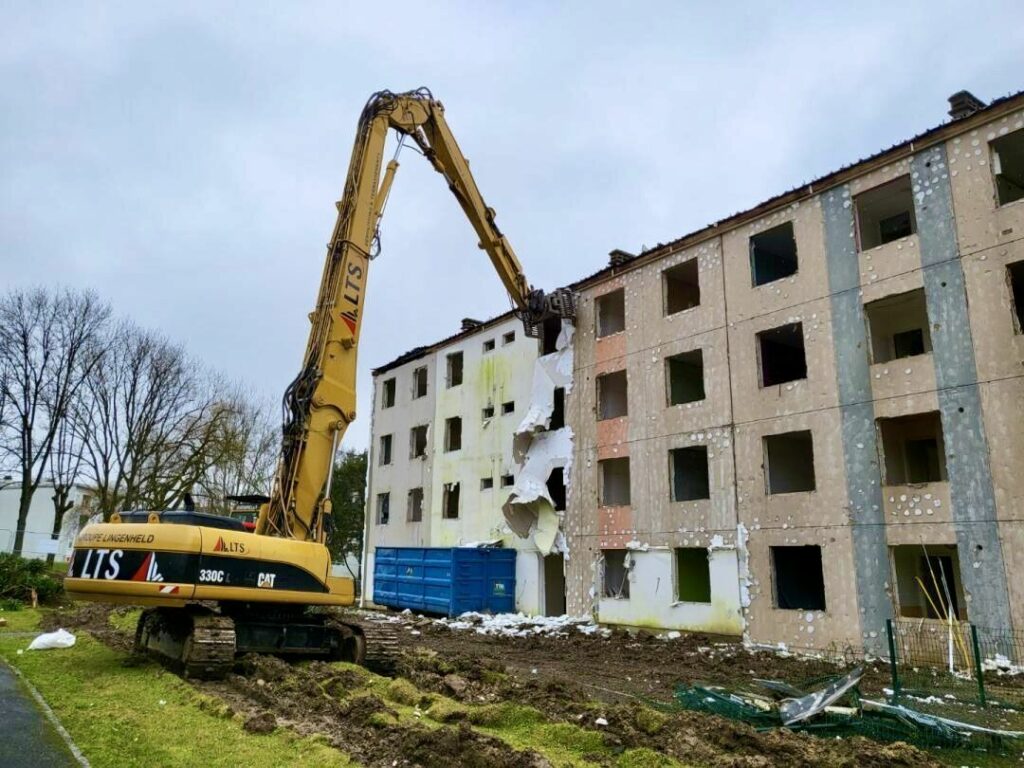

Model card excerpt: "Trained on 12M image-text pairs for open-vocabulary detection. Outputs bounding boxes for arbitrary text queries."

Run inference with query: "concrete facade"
[565,93,1024,653]
[361,91,1024,652]
[362,315,552,614]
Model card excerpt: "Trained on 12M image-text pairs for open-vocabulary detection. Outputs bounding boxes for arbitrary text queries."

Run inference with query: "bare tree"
[46,393,87,564]
[0,288,110,555]
[76,322,237,518]
[195,392,278,515]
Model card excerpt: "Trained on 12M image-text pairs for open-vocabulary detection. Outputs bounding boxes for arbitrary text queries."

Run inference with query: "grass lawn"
[0,609,350,768]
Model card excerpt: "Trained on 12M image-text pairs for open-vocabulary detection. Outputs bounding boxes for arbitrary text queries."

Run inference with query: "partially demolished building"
[365,89,1024,653]
[361,313,569,615]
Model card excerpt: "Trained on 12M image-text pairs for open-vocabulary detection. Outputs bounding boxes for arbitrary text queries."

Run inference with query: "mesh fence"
[888,618,1024,711]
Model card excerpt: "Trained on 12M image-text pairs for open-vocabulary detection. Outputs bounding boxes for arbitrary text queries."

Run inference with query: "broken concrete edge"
[502,321,575,558]
[2,658,91,767]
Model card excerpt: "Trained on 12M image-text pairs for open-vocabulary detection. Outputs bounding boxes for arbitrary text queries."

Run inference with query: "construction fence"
[887,618,1024,711]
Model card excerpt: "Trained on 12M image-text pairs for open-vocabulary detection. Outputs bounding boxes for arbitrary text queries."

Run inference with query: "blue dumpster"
[373,547,516,616]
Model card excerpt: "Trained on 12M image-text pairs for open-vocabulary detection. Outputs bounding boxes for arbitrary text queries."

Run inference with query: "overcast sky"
[3,2,1023,451]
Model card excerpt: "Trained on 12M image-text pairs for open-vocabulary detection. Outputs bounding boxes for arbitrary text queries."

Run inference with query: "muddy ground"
[44,604,943,767]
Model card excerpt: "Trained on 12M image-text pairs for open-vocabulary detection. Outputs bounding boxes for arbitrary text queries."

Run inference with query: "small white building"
[0,479,93,561]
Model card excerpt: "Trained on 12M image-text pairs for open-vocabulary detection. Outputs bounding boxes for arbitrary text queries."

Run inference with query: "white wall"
[597,547,744,635]
[363,316,550,613]
[0,483,89,561]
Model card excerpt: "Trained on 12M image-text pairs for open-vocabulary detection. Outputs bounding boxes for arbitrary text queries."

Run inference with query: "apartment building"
[362,313,556,613]
[362,89,1024,653]
[565,90,1024,653]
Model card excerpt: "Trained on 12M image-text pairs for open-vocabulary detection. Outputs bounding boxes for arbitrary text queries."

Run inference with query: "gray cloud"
[3,1,1022,450]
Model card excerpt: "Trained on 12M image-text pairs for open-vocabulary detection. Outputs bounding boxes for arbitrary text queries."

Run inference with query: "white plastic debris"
[435,611,603,639]
[27,628,76,650]
[595,717,608,726]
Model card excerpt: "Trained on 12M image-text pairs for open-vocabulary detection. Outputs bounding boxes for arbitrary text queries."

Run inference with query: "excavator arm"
[256,88,574,545]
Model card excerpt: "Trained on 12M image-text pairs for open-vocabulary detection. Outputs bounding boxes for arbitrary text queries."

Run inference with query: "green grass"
[0,610,350,768]
[107,607,142,633]
[0,604,43,632]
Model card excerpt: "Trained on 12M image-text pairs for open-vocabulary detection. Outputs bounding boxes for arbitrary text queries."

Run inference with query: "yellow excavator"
[64,89,575,677]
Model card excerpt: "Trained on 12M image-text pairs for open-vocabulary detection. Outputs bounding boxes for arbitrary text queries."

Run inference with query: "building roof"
[372,308,518,375]
[569,89,1024,291]
[373,88,1024,373]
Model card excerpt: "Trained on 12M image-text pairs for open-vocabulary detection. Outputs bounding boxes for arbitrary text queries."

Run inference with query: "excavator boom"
[64,88,574,678]
[258,88,574,546]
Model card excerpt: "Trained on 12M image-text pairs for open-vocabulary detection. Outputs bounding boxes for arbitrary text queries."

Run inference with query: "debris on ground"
[27,627,76,650]
[430,611,610,638]
[674,667,1024,755]
[42,602,949,766]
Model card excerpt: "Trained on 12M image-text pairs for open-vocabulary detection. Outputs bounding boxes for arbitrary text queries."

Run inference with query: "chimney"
[948,90,986,120]
[460,318,483,331]
[608,249,635,268]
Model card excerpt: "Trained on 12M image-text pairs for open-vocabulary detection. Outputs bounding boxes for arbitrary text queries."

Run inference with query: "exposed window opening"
[758,322,807,387]
[750,222,799,286]
[482,405,495,419]
[375,493,390,525]
[442,483,460,519]
[410,425,428,459]
[480,477,494,491]
[763,430,816,494]
[550,387,565,430]
[501,401,515,415]
[603,550,630,599]
[502,331,516,346]
[670,446,710,501]
[378,434,392,466]
[444,417,462,452]
[772,546,826,610]
[541,315,561,355]
[992,128,1024,206]
[483,339,495,353]
[546,468,566,511]
[407,488,423,523]
[865,288,932,363]
[675,548,711,603]
[663,259,701,315]
[446,352,463,388]
[666,349,705,405]
[500,474,514,488]
[1008,261,1024,334]
[596,289,625,338]
[381,378,396,409]
[878,411,947,485]
[597,370,628,420]
[599,457,631,506]
[892,544,964,620]
[855,176,917,250]
[412,366,428,399]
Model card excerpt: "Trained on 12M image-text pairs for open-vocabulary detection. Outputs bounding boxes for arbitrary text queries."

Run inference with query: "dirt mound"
[202,657,551,768]
[397,722,550,768]
[40,602,135,652]
[597,703,938,768]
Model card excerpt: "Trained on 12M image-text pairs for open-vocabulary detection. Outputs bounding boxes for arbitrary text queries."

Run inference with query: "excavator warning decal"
[131,552,163,582]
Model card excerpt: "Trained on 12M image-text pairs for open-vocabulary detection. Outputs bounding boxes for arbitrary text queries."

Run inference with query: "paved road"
[0,662,78,768]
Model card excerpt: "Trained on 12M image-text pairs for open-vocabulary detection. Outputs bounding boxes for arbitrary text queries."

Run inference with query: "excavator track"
[135,607,236,680]
[354,620,402,674]
[134,606,402,680]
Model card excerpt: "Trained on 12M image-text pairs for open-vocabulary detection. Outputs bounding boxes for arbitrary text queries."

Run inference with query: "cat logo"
[257,572,277,589]
[213,536,246,554]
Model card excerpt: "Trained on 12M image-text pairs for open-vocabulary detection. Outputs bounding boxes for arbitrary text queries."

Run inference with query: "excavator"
[63,89,575,677]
